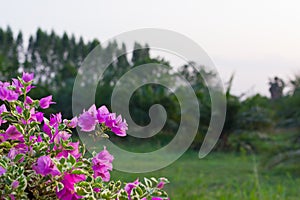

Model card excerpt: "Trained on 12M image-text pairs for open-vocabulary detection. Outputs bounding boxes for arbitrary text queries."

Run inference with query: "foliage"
[1,26,300,151]
[0,27,19,79]
[274,76,300,128]
[264,75,300,169]
[0,73,169,199]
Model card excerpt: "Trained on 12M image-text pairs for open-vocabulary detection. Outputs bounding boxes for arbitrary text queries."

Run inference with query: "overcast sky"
[1,0,300,96]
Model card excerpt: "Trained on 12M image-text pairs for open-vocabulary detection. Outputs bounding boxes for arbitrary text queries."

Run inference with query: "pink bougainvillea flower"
[104,113,116,128]
[7,143,28,161]
[25,96,33,104]
[92,146,114,182]
[0,87,8,101]
[28,108,44,123]
[11,78,22,94]
[25,85,35,93]
[93,165,111,182]
[69,117,78,128]
[78,105,98,132]
[157,181,165,189]
[29,135,42,143]
[22,72,34,83]
[32,155,60,176]
[12,180,19,189]
[53,131,71,144]
[63,117,78,128]
[111,115,127,137]
[12,78,35,93]
[0,81,10,87]
[0,86,8,101]
[0,83,19,102]
[37,135,43,142]
[33,112,44,123]
[124,179,140,200]
[43,123,52,138]
[4,125,24,142]
[96,105,110,123]
[93,188,101,193]
[7,90,19,102]
[39,95,55,109]
[93,146,114,164]
[0,104,7,126]
[56,141,81,160]
[78,111,97,132]
[88,104,98,117]
[0,166,6,176]
[49,113,62,127]
[16,105,22,114]
[0,82,11,100]
[8,195,15,200]
[56,173,86,200]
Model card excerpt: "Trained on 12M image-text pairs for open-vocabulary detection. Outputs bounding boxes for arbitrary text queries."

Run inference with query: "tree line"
[0,26,300,150]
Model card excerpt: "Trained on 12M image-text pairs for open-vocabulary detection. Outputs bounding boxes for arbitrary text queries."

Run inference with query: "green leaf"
[71,169,87,175]
[86,175,93,182]
[74,161,84,168]
[101,189,111,198]
[29,121,41,127]
[75,187,88,196]
[14,154,24,163]
[150,177,158,184]
[0,141,12,149]
[2,115,17,122]
[117,189,128,200]
[95,176,103,183]
[93,183,103,189]
[0,159,8,168]
[138,183,147,193]
[17,167,24,175]
[13,124,25,135]
[67,154,76,166]
[49,143,55,151]
[57,182,64,192]
[132,186,143,196]
[58,123,66,131]
[18,175,27,190]
[57,164,63,172]
[0,111,10,118]
[92,151,97,157]
[23,109,31,120]
[144,177,152,188]
[64,145,75,150]
[33,100,40,108]
[77,181,90,187]
[27,127,36,136]
[108,181,115,190]
[115,180,122,189]
[151,189,168,198]
[59,157,66,165]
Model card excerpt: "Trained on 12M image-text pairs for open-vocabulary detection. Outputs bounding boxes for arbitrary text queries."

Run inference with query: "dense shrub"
[0,73,169,200]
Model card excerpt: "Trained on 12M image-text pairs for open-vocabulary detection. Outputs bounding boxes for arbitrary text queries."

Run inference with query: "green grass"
[111,150,300,200]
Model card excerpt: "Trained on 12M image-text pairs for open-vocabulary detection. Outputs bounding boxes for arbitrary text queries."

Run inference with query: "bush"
[0,72,169,200]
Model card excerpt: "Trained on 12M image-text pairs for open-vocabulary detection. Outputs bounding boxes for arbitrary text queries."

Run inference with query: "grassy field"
[111,150,300,200]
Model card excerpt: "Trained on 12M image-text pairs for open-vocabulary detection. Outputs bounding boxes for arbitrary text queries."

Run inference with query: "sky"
[1,0,300,96]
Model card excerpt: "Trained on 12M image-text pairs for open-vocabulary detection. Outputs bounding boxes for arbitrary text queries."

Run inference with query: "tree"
[0,26,19,79]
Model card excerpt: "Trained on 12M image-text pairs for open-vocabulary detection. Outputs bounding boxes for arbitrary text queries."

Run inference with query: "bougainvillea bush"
[0,73,169,200]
